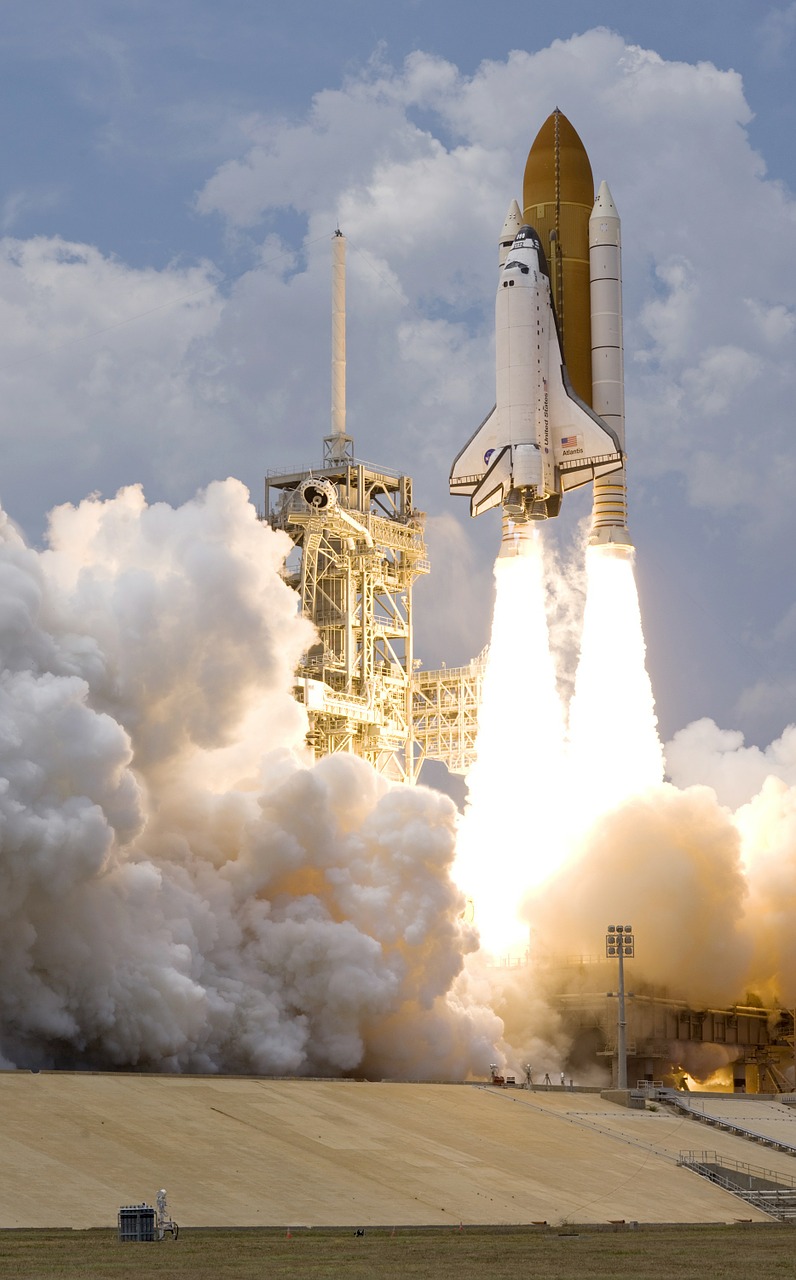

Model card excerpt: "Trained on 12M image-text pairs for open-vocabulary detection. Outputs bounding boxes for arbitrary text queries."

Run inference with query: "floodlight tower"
[606,923,634,1089]
[264,231,429,781]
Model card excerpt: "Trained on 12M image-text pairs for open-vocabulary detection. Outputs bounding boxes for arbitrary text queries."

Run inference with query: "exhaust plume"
[453,530,566,960]
[457,530,796,1082]
[567,546,665,819]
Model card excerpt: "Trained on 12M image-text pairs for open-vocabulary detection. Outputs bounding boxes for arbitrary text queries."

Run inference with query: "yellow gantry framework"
[265,446,486,782]
[411,653,487,777]
[265,444,430,782]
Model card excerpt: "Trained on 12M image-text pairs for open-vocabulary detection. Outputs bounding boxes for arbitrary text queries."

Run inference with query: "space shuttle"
[450,208,623,524]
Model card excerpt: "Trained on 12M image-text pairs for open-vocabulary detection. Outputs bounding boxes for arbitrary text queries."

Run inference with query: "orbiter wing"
[449,405,499,499]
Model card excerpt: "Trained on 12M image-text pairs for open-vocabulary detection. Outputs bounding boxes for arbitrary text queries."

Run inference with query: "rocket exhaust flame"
[460,530,796,1076]
[456,535,663,960]
[567,544,664,822]
[454,528,567,959]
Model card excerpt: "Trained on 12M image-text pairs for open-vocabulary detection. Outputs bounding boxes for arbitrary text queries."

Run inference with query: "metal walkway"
[662,1090,796,1158]
[678,1149,796,1221]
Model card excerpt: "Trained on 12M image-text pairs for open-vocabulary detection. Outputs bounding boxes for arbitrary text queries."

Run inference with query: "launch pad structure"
[263,230,477,783]
[264,441,429,783]
[545,958,796,1093]
[264,438,485,782]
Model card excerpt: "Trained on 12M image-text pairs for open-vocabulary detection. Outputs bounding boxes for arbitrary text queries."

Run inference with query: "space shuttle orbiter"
[450,211,623,524]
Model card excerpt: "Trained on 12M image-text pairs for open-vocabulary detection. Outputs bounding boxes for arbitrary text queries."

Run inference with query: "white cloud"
[734,679,796,737]
[758,3,796,62]
[683,346,762,417]
[666,717,796,809]
[0,238,226,532]
[746,297,796,344]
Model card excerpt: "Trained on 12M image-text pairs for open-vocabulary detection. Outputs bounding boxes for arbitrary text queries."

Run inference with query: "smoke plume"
[3,478,796,1085]
[0,479,501,1076]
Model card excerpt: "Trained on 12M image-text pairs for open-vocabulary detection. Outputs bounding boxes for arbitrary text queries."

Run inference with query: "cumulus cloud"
[666,717,796,809]
[0,237,224,535]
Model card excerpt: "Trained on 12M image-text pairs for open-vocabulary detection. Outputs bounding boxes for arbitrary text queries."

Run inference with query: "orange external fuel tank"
[522,109,595,406]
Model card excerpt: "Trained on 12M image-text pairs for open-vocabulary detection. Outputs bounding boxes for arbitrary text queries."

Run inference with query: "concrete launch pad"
[1,1074,790,1227]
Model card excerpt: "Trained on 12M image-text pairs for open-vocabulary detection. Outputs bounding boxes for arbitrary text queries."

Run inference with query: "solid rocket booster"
[589,181,632,548]
[499,199,523,266]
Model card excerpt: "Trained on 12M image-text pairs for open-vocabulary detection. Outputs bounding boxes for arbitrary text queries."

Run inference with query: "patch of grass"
[0,1223,794,1279]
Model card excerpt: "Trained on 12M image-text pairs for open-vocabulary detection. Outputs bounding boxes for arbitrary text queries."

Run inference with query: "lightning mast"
[328,229,353,465]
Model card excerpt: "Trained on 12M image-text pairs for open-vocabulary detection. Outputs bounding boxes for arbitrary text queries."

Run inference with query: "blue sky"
[1,1,795,760]
[4,3,795,262]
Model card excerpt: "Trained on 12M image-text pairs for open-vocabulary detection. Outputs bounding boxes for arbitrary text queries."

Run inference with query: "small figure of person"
[560,1071,566,1087]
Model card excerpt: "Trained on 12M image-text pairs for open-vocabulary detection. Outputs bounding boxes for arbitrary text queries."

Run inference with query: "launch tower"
[264,232,429,782]
[265,454,428,781]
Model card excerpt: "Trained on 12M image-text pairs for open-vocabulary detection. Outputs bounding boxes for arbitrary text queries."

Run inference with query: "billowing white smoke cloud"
[660,718,796,1005]
[0,479,502,1076]
[527,783,753,1008]
[736,777,796,1004]
[2,444,793,1085]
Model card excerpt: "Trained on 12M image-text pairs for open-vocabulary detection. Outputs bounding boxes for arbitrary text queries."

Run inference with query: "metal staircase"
[678,1150,796,1220]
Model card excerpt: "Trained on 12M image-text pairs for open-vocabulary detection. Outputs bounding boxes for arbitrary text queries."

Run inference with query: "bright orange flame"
[680,1067,735,1093]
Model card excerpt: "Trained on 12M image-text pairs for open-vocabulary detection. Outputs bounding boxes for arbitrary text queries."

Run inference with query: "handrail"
[668,1094,796,1157]
[678,1150,796,1220]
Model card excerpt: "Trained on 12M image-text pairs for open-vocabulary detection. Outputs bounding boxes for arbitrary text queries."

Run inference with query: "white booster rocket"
[450,210,623,525]
[589,181,632,549]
